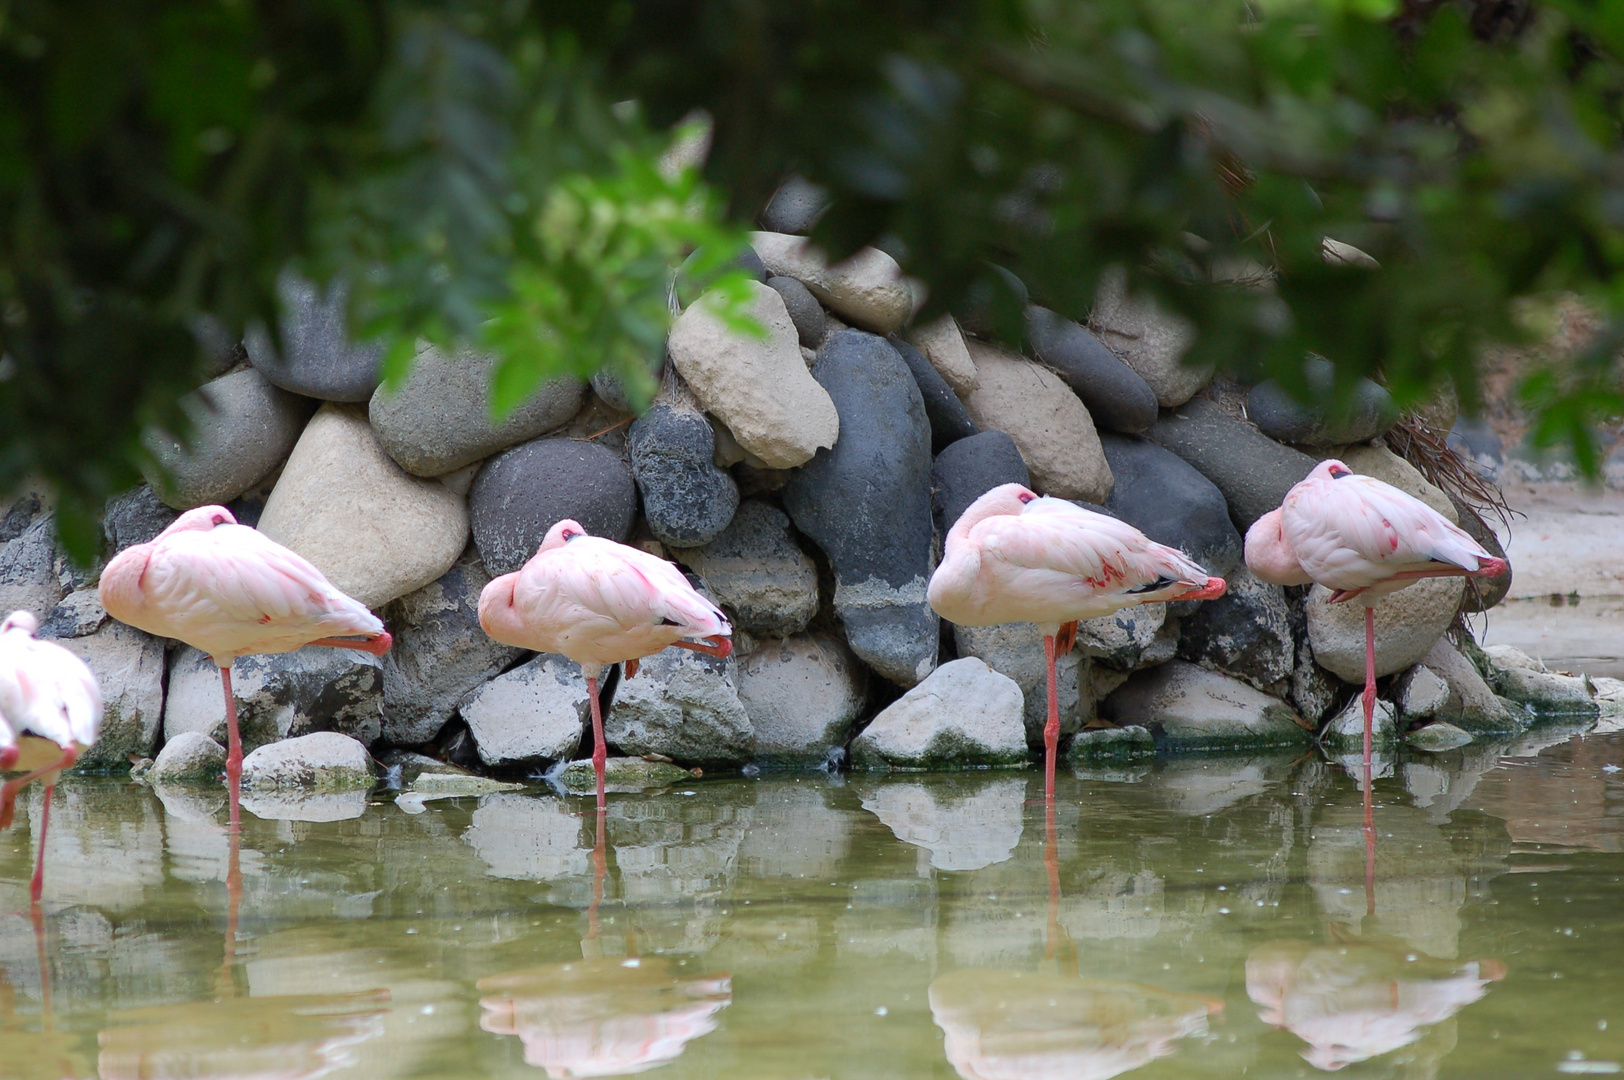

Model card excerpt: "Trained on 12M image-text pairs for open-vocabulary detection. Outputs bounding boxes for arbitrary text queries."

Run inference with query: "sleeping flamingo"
[0,610,102,904]
[1244,460,1507,773]
[99,506,391,818]
[927,484,1227,791]
[478,519,732,808]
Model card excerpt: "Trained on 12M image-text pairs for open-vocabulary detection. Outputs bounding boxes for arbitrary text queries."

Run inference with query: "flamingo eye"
[1327,466,1351,479]
[211,514,227,526]
[1016,491,1036,505]
[563,529,580,542]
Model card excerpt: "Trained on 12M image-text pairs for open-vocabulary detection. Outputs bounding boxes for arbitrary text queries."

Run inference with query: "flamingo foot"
[624,658,639,680]
[309,631,393,656]
[672,635,732,660]
[0,745,16,770]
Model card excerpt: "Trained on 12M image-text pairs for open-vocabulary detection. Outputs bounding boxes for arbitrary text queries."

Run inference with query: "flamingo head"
[540,519,590,553]
[0,610,38,636]
[165,505,239,535]
[1309,459,1355,482]
[954,483,1040,527]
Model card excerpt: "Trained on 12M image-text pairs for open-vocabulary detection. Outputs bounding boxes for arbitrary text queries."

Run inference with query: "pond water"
[4,720,1624,1079]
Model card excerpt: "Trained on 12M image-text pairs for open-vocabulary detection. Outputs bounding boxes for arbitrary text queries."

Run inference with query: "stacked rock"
[0,196,1551,789]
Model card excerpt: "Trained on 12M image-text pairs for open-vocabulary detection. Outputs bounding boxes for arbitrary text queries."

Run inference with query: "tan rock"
[749,231,913,334]
[1089,267,1210,407]
[667,281,839,469]
[1335,444,1457,522]
[907,315,978,395]
[961,341,1112,502]
[258,404,469,608]
[1306,577,1464,682]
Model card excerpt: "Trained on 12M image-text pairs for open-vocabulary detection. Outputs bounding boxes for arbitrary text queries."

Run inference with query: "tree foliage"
[4,0,1623,554]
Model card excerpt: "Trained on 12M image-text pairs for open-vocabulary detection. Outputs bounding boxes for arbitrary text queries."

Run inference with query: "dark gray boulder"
[165,644,384,751]
[889,336,977,453]
[782,330,938,687]
[103,486,178,556]
[1025,305,1159,434]
[931,430,1030,537]
[245,272,383,402]
[1246,358,1396,447]
[470,438,637,575]
[628,398,739,548]
[767,276,827,347]
[1145,397,1318,530]
[1100,433,1243,579]
[1175,566,1296,690]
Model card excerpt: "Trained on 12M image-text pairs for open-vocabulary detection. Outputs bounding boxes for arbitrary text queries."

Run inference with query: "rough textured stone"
[1176,566,1295,689]
[760,175,830,234]
[1450,495,1511,613]
[1406,721,1474,752]
[102,486,178,556]
[381,545,524,746]
[1026,305,1159,434]
[1066,724,1156,762]
[1247,359,1396,447]
[1146,397,1319,530]
[58,620,166,769]
[369,343,585,477]
[737,633,868,766]
[750,231,913,334]
[245,272,383,401]
[39,587,107,640]
[931,431,1031,538]
[1306,579,1463,682]
[557,757,695,794]
[146,732,226,784]
[460,654,587,766]
[258,404,469,607]
[603,647,754,766]
[953,623,1083,749]
[1076,604,1171,670]
[1396,664,1450,719]
[628,395,739,548]
[0,485,48,543]
[1102,660,1310,752]
[1483,646,1599,717]
[1321,696,1400,753]
[907,315,978,395]
[766,276,827,347]
[0,515,65,619]
[1419,639,1526,735]
[1335,445,1457,522]
[782,331,938,687]
[850,659,1027,770]
[667,281,840,469]
[1089,268,1210,407]
[853,775,1025,871]
[961,340,1112,503]
[165,644,384,751]
[240,732,375,791]
[890,335,977,453]
[1100,434,1242,579]
[142,368,314,511]
[469,437,636,575]
[678,502,817,637]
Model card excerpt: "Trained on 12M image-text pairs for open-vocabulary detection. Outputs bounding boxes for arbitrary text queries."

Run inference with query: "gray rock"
[1321,696,1400,753]
[0,487,46,543]
[1405,721,1474,752]
[782,331,939,687]
[39,587,107,640]
[760,175,831,234]
[850,658,1027,770]
[1175,566,1294,689]
[165,644,384,752]
[628,396,739,548]
[1395,664,1450,719]
[1306,579,1463,683]
[381,545,524,746]
[679,502,818,637]
[368,344,585,477]
[1483,647,1599,717]
[1066,725,1156,763]
[1100,434,1242,580]
[146,732,227,784]
[143,368,315,510]
[737,633,868,766]
[931,431,1031,538]
[604,647,754,766]
[766,276,827,347]
[469,437,637,575]
[102,486,178,555]
[240,732,375,791]
[1246,358,1396,447]
[589,370,639,414]
[1076,604,1171,670]
[1419,639,1526,735]
[1102,660,1311,752]
[557,756,695,793]
[1290,639,1343,724]
[1446,417,1503,475]
[953,622,1083,750]
[1025,305,1160,434]
[58,620,166,769]
[0,515,66,620]
[1089,268,1210,407]
[245,272,383,401]
[750,232,913,335]
[460,654,587,767]
[889,335,977,453]
[1145,397,1318,530]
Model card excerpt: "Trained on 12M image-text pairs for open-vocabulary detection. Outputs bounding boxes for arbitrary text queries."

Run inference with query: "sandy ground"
[1480,482,1624,677]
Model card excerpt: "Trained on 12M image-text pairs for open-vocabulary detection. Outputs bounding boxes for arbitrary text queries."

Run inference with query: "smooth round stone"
[767,275,827,347]
[469,438,636,575]
[957,264,1029,337]
[245,272,383,402]
[1089,267,1210,407]
[1306,578,1465,683]
[889,335,976,453]
[750,232,913,335]
[1100,433,1241,578]
[1247,358,1396,447]
[849,658,1027,770]
[1025,305,1159,434]
[628,399,739,548]
[675,244,768,307]
[1145,397,1318,530]
[240,732,375,791]
[931,430,1030,537]
[907,315,979,395]
[760,175,831,234]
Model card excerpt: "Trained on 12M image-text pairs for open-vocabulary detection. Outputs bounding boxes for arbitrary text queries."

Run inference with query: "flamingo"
[98,505,392,817]
[477,519,732,808]
[927,484,1227,792]
[0,610,102,904]
[1244,459,1507,775]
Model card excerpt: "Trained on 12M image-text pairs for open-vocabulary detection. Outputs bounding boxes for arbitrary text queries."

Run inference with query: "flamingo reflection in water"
[0,913,93,1079]
[478,810,732,1079]
[1246,937,1505,1072]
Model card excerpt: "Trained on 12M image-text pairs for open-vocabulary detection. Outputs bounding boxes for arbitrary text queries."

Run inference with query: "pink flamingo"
[927,484,1227,790]
[1245,459,1507,774]
[99,506,392,813]
[478,519,732,807]
[0,610,102,904]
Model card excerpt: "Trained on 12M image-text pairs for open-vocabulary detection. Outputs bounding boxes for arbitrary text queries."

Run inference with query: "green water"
[4,722,1624,1079]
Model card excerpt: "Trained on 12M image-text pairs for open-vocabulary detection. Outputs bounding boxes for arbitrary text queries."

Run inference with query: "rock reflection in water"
[928,968,1218,1080]
[478,958,731,1078]
[97,990,390,1080]
[1246,939,1504,1072]
[856,775,1024,872]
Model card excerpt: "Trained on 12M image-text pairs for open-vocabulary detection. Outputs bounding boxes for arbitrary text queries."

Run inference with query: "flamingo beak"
[1173,577,1227,602]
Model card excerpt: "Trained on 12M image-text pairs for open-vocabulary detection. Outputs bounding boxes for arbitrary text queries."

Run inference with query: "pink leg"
[671,636,733,660]
[0,747,77,831]
[588,806,607,943]
[29,782,52,905]
[586,676,607,811]
[1362,606,1377,774]
[1043,634,1060,799]
[220,665,242,829]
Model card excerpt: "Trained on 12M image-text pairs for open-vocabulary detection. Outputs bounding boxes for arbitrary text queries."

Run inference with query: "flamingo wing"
[0,634,101,749]
[1287,476,1492,584]
[973,499,1206,591]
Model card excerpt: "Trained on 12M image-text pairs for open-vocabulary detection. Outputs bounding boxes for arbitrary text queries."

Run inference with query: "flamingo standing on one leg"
[99,506,392,820]
[927,484,1227,793]
[0,610,102,904]
[1244,459,1508,778]
[478,519,732,808]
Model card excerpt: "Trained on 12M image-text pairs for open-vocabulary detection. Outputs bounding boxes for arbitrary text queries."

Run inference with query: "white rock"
[1306,579,1464,683]
[465,794,591,881]
[953,622,1082,747]
[856,775,1025,871]
[1419,639,1525,734]
[1102,660,1310,752]
[850,658,1026,769]
[1396,664,1450,718]
[240,732,374,791]
[241,790,369,822]
[1406,721,1474,752]
[57,620,166,769]
[749,231,913,334]
[604,648,754,766]
[1089,267,1210,407]
[907,315,978,395]
[736,633,868,766]
[146,732,226,784]
[164,644,383,752]
[1321,695,1399,752]
[960,341,1112,502]
[258,404,469,608]
[460,654,586,766]
[667,282,840,469]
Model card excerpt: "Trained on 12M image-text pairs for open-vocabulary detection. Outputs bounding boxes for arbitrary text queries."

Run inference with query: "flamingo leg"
[220,665,243,830]
[586,676,607,810]
[1362,606,1376,773]
[307,632,393,656]
[29,783,53,905]
[670,636,733,660]
[0,747,76,831]
[1043,634,1060,798]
